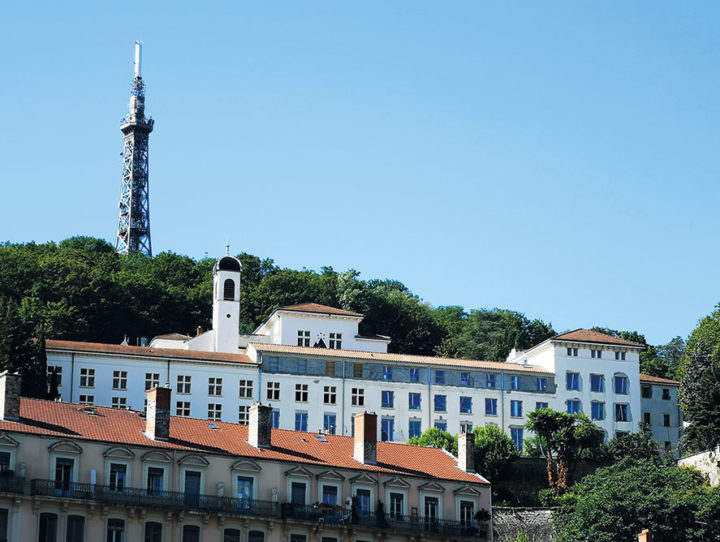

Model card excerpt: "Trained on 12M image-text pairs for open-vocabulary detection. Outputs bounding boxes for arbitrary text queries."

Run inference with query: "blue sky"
[2,2,719,345]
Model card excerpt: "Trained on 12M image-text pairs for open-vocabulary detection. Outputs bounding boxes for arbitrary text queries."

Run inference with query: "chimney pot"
[249,403,273,448]
[353,412,377,465]
[146,387,171,440]
[196,326,203,336]
[638,529,652,542]
[0,372,21,421]
[458,431,475,472]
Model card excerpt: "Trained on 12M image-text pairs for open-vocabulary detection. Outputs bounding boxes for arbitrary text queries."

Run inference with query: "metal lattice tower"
[116,41,154,257]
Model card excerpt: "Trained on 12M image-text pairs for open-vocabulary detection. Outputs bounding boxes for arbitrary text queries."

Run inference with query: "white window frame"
[177,374,192,394]
[176,401,191,417]
[238,380,254,399]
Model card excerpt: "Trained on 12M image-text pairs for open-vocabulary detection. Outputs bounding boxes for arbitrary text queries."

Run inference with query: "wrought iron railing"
[0,475,24,494]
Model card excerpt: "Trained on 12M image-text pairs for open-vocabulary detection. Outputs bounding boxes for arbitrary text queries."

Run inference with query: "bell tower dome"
[212,256,242,353]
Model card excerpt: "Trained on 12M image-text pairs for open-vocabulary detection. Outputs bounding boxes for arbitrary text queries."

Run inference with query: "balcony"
[30,480,278,518]
[0,475,24,494]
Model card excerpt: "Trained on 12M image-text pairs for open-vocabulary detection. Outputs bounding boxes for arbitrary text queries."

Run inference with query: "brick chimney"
[248,403,272,448]
[146,387,171,440]
[353,412,377,465]
[458,431,475,472]
[0,372,21,421]
[638,529,652,542]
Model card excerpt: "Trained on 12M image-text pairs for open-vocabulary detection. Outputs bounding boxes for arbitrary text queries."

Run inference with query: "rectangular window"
[66,515,85,542]
[460,396,472,414]
[111,397,127,409]
[323,386,337,405]
[485,398,498,416]
[78,394,94,405]
[177,375,191,394]
[486,374,496,389]
[145,372,160,391]
[567,347,578,357]
[664,414,671,427]
[615,403,629,422]
[295,384,308,402]
[435,370,445,385]
[328,333,342,349]
[297,330,310,347]
[614,375,629,395]
[383,366,393,380]
[109,463,127,491]
[322,485,338,505]
[297,359,307,374]
[591,349,603,359]
[536,378,547,392]
[591,402,605,420]
[389,492,404,519]
[511,428,523,451]
[147,467,164,494]
[510,400,522,418]
[566,372,580,391]
[238,380,253,398]
[272,410,280,428]
[208,403,222,421]
[662,388,671,400]
[641,385,652,399]
[107,519,125,542]
[238,405,249,424]
[208,377,223,396]
[79,368,95,388]
[47,365,63,387]
[664,441,672,453]
[182,525,200,542]
[39,513,58,542]
[267,382,280,401]
[409,392,421,410]
[434,420,447,432]
[536,402,549,410]
[566,399,581,414]
[381,390,394,408]
[324,413,336,434]
[268,357,279,372]
[112,371,127,390]
[381,417,394,441]
[290,535,307,542]
[434,395,446,412]
[409,419,422,439]
[410,368,419,383]
[176,401,191,417]
[644,412,651,425]
[615,351,626,361]
[590,374,604,393]
[353,364,363,378]
[144,522,162,542]
[325,361,336,375]
[510,375,520,390]
[461,372,470,386]
[460,421,473,433]
[351,388,364,406]
[424,496,439,524]
[295,412,308,432]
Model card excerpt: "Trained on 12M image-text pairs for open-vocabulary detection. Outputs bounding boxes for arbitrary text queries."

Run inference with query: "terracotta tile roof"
[46,340,255,365]
[249,343,551,374]
[640,374,681,386]
[279,303,364,318]
[152,333,191,340]
[4,399,487,485]
[552,329,645,348]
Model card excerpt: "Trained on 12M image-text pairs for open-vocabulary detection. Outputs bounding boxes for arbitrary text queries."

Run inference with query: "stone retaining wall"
[493,508,555,542]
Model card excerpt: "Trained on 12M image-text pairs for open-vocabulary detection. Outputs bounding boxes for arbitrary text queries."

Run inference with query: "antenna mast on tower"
[116,41,154,257]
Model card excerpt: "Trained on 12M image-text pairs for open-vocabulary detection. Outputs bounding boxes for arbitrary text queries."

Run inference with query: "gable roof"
[250,343,551,373]
[46,340,255,365]
[2,399,487,485]
[151,333,191,341]
[639,374,681,386]
[279,303,364,318]
[552,329,645,348]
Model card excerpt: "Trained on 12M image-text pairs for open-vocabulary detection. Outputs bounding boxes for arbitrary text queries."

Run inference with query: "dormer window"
[329,333,342,349]
[223,279,235,301]
[297,330,310,347]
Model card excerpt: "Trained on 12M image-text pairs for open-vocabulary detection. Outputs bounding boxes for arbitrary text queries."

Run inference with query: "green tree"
[606,423,661,464]
[472,425,519,482]
[525,409,604,495]
[407,427,457,455]
[552,459,720,542]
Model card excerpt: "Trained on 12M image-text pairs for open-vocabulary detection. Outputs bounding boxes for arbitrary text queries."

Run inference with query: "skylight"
[207,423,220,430]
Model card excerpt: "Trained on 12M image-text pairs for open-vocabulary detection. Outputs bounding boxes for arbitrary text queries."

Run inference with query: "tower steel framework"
[116,42,154,257]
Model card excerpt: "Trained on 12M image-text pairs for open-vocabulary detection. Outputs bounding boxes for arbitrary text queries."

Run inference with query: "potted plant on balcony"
[474,509,491,537]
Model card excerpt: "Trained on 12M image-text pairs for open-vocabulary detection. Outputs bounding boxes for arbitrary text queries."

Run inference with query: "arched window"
[223,279,235,301]
[223,529,241,542]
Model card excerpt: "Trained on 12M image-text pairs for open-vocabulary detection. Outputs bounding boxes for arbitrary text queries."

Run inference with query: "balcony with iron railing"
[0,474,24,494]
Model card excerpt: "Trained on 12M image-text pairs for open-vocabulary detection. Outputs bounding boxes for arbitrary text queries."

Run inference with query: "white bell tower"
[212,256,242,353]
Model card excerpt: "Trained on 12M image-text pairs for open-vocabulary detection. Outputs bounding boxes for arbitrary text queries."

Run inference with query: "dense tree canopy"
[407,427,457,455]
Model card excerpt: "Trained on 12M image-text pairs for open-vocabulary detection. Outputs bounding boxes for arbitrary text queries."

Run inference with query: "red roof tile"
[4,399,487,484]
[279,303,363,318]
[46,340,255,365]
[152,333,191,340]
[640,374,681,386]
[553,329,645,348]
[250,343,551,374]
